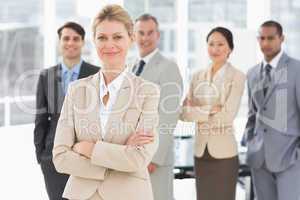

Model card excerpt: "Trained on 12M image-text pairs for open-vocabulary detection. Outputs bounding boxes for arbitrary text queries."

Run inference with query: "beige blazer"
[180,63,246,159]
[52,71,160,200]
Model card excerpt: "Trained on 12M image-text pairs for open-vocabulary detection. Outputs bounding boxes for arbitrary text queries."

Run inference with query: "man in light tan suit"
[132,14,183,200]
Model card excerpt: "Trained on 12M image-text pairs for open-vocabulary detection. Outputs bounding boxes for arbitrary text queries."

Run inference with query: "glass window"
[271,0,300,59]
[0,0,43,126]
[0,103,4,126]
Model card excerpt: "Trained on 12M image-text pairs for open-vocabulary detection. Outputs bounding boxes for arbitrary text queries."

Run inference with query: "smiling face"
[59,27,84,60]
[207,31,232,64]
[134,19,160,57]
[258,26,284,62]
[94,19,132,71]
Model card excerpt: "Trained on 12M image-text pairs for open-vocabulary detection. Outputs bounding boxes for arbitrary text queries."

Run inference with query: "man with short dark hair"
[34,21,99,200]
[243,20,300,200]
[132,14,183,200]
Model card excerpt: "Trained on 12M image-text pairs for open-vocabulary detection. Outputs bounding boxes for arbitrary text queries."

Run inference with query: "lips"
[140,42,151,48]
[65,47,77,51]
[103,51,120,56]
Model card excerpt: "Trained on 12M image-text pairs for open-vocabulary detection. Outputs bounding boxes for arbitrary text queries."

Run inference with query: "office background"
[0,0,299,199]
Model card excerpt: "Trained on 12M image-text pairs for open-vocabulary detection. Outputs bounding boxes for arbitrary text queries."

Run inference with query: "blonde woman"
[180,27,246,200]
[53,5,160,200]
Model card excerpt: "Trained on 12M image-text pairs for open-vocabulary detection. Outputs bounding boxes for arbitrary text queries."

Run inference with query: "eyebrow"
[96,32,124,35]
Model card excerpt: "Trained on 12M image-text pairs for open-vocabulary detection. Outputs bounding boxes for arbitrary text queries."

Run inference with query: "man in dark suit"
[34,21,99,200]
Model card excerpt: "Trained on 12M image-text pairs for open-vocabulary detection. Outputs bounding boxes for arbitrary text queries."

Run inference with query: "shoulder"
[286,55,300,68]
[69,72,97,90]
[131,74,160,96]
[191,69,206,82]
[228,64,246,81]
[82,61,100,72]
[39,65,59,79]
[156,53,179,70]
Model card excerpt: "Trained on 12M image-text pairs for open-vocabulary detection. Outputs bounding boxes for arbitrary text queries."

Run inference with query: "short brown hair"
[92,4,133,37]
[57,21,85,40]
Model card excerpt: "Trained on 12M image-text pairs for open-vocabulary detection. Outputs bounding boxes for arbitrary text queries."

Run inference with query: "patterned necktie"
[263,64,272,96]
[134,60,145,76]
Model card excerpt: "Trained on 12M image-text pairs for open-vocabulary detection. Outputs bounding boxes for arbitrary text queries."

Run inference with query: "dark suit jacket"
[34,61,99,163]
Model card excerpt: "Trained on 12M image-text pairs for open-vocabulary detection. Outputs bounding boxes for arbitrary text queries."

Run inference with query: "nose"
[211,46,219,53]
[66,39,75,46]
[104,39,115,49]
[260,39,269,47]
[141,34,148,41]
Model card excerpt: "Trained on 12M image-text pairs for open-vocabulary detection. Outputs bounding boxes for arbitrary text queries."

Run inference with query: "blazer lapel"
[221,64,235,105]
[250,65,265,106]
[104,72,133,142]
[55,64,65,113]
[78,61,90,79]
[263,53,289,105]
[87,72,103,140]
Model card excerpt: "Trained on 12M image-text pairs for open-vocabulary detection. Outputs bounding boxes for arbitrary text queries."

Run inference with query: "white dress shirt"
[262,49,284,76]
[99,70,126,136]
[140,48,159,64]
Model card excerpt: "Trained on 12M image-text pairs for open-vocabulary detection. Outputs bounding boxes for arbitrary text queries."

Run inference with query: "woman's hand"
[210,105,222,115]
[125,130,154,146]
[73,141,95,158]
[183,98,195,107]
[148,162,158,174]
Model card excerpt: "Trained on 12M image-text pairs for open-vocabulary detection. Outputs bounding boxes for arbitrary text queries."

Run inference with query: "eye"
[97,36,106,41]
[113,35,123,40]
[73,37,81,42]
[62,36,70,42]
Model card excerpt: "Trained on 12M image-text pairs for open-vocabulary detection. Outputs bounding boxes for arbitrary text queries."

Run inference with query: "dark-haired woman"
[180,27,246,200]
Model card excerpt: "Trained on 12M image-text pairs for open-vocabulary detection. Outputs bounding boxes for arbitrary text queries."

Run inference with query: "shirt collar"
[207,62,229,82]
[99,69,126,98]
[140,48,159,64]
[262,49,283,69]
[61,58,83,75]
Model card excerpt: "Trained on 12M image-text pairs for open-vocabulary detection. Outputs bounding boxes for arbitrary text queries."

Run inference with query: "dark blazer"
[34,61,99,163]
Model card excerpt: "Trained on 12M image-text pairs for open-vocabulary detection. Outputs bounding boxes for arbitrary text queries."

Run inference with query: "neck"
[140,48,156,58]
[102,65,125,85]
[63,57,81,69]
[211,61,226,74]
[265,49,281,63]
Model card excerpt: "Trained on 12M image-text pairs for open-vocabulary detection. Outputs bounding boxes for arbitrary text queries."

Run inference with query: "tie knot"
[139,59,145,65]
[265,64,272,73]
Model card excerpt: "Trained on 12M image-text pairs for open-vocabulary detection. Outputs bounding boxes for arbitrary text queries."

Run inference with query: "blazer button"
[263,107,267,111]
[264,129,267,132]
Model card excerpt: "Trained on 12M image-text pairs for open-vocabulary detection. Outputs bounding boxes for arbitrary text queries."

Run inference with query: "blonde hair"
[92,4,133,37]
